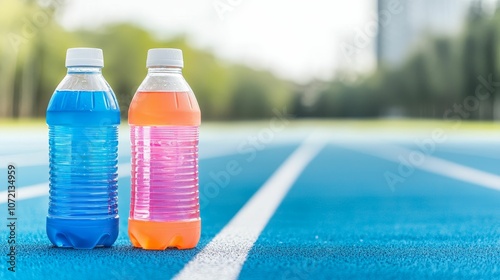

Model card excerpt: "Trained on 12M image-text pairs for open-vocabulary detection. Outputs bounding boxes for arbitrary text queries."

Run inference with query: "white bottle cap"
[65,48,104,68]
[147,48,184,68]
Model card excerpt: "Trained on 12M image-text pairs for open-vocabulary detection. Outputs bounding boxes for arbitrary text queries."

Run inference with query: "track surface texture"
[1,123,500,279]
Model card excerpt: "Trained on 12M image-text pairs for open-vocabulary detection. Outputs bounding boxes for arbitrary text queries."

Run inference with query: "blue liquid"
[46,90,120,249]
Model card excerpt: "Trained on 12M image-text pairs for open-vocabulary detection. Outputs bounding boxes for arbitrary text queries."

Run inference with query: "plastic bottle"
[46,48,120,249]
[128,48,201,250]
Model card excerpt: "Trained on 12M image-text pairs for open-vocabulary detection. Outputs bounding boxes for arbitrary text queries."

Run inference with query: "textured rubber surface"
[1,130,500,279]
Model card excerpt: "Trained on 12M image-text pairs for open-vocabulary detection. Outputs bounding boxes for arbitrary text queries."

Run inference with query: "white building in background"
[376,0,471,67]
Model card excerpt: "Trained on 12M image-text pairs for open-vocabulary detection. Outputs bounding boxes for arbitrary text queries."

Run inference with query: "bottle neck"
[67,67,102,74]
[147,67,183,74]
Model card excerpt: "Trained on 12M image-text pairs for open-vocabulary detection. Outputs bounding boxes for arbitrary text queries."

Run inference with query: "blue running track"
[1,124,500,279]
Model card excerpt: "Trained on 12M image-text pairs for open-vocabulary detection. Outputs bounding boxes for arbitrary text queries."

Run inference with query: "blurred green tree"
[0,0,293,121]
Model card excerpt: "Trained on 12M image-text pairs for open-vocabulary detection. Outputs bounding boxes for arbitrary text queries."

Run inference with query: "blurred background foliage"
[0,0,291,120]
[1,0,500,121]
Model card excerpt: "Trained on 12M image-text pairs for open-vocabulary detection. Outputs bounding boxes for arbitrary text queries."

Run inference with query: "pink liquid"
[130,126,199,222]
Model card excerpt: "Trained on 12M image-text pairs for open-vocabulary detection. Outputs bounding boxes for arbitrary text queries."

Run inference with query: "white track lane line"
[173,133,327,280]
[335,141,500,192]
[0,163,131,204]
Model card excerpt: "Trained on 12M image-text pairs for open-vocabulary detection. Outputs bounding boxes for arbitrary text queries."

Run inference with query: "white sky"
[58,0,375,83]
[57,0,499,83]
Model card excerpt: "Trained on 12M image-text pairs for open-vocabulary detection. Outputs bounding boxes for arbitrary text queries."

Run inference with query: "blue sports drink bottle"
[46,48,120,249]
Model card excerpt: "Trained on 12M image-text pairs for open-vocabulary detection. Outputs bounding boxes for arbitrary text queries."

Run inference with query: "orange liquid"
[128,90,201,250]
[128,220,201,250]
[128,91,201,126]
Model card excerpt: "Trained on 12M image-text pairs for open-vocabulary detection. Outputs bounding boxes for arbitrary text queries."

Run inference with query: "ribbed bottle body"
[48,124,118,219]
[46,90,120,249]
[130,125,199,222]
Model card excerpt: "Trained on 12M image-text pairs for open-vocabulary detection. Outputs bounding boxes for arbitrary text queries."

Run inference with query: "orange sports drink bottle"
[128,48,201,250]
